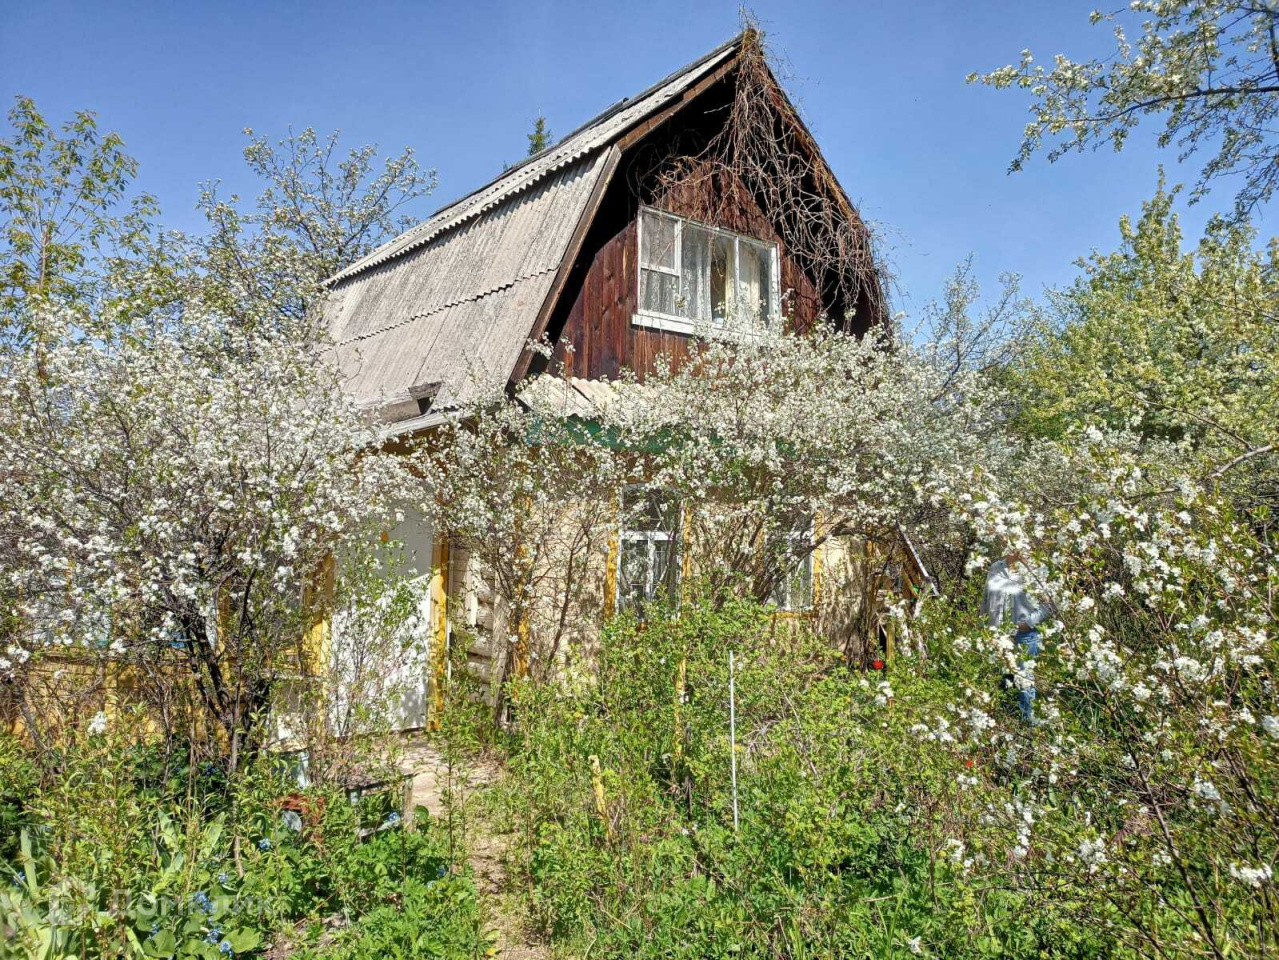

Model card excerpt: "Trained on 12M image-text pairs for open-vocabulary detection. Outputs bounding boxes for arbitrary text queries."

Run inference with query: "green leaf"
[202,817,224,852]
[143,929,178,957]
[224,929,261,953]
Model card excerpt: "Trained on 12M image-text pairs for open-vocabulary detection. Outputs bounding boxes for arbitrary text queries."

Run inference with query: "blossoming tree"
[927,425,1277,954]
[0,303,417,770]
[0,101,435,773]
[417,319,1016,703]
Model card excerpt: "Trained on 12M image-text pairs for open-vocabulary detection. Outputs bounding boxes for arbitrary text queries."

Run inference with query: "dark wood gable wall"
[546,74,847,384]
[551,186,828,382]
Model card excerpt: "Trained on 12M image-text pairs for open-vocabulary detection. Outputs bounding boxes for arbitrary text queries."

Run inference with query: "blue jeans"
[1015,629,1041,722]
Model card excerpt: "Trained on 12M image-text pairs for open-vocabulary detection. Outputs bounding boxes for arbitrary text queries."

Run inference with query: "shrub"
[291,874,485,960]
[497,593,1100,958]
[0,716,475,960]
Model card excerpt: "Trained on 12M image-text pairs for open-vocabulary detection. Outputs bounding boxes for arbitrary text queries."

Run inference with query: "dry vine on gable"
[640,28,887,330]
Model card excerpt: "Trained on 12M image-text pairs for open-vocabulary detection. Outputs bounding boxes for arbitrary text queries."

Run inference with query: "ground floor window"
[618,490,681,612]
[767,518,815,612]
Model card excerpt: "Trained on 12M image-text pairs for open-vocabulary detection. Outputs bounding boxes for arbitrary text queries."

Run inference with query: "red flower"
[870,659,885,670]
[965,759,975,768]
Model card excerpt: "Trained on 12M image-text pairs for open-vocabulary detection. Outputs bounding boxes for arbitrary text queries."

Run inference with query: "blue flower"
[218,941,234,956]
[217,871,230,886]
[192,891,214,914]
[204,927,222,944]
[150,921,159,935]
[436,864,447,879]
[257,838,271,851]
[384,811,401,826]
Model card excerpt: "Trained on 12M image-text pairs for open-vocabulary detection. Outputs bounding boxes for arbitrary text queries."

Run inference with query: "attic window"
[636,207,780,334]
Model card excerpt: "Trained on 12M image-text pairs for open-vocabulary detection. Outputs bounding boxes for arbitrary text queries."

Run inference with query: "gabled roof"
[324,35,743,417]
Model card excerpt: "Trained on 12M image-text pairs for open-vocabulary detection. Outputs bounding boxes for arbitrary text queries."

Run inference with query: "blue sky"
[4,0,1269,315]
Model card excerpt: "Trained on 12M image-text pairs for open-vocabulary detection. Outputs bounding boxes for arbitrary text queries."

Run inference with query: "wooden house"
[321,31,921,727]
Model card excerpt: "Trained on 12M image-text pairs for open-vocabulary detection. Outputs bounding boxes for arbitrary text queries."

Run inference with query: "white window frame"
[635,206,781,335]
[618,528,677,607]
[768,520,815,613]
[639,207,682,280]
[616,487,682,611]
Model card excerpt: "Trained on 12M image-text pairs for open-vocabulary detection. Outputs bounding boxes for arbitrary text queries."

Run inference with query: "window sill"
[631,312,701,335]
[631,312,775,340]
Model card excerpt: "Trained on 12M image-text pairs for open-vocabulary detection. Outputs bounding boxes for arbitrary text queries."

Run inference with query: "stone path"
[399,740,551,960]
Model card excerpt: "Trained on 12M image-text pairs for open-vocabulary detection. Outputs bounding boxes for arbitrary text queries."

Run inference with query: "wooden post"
[602,529,619,620]
[673,656,687,768]
[303,554,335,675]
[428,539,450,731]
[603,487,622,621]
[811,526,824,610]
[679,503,694,603]
[589,754,611,838]
[513,611,530,680]
[512,492,532,680]
[729,651,739,834]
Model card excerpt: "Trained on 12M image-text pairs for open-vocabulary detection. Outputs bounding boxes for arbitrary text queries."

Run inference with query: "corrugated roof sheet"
[328,152,608,408]
[323,35,742,416]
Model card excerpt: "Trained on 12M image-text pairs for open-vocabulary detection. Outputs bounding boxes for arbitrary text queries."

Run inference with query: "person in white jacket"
[981,552,1053,722]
